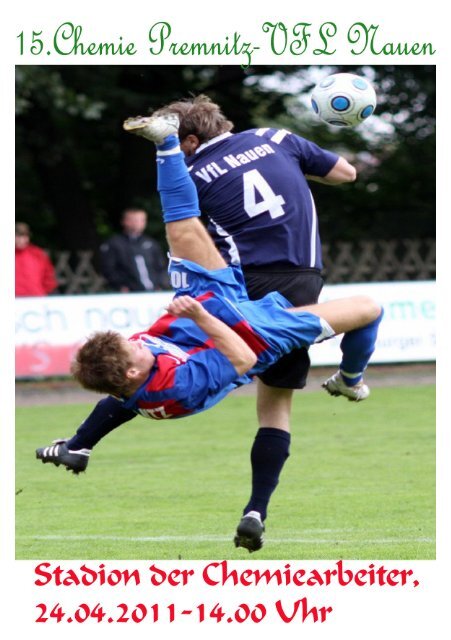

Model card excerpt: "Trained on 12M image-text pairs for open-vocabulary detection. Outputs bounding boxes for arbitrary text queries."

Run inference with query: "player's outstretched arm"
[306,156,357,185]
[167,296,257,375]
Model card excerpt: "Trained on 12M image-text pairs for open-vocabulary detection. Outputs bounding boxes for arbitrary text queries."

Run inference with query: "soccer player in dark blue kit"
[37,114,383,552]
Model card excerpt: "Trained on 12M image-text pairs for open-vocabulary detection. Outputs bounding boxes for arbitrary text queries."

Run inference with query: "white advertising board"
[15,281,435,377]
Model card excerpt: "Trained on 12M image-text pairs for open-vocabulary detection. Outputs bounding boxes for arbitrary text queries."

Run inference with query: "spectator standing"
[100,208,168,292]
[15,222,58,297]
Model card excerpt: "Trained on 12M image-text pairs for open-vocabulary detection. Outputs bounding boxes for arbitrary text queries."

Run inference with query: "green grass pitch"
[16,385,435,560]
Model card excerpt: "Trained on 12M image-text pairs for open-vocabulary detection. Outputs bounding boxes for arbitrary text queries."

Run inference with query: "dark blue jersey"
[185,129,338,269]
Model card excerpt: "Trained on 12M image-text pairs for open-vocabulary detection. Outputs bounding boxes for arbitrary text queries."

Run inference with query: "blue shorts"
[168,258,334,374]
[169,256,249,303]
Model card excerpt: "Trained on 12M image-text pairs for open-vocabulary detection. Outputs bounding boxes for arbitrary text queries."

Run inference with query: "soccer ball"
[311,73,377,127]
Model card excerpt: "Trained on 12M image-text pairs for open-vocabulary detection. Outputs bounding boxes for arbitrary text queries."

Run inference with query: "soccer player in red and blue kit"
[37,114,383,552]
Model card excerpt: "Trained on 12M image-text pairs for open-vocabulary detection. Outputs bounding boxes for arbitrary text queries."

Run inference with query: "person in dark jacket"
[100,208,168,292]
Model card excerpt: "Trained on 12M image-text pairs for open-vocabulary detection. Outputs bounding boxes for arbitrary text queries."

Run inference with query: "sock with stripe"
[339,308,384,386]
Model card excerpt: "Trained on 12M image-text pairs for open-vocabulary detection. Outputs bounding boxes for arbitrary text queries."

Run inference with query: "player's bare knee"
[356,295,381,324]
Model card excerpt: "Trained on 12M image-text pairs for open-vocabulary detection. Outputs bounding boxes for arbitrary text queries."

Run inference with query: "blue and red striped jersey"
[121,287,329,420]
[122,293,259,420]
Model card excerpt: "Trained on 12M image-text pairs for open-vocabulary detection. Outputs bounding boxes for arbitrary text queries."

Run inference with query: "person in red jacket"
[15,222,58,296]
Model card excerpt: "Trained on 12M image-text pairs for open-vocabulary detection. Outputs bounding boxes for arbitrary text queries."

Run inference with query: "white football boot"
[123,113,179,144]
[322,370,370,402]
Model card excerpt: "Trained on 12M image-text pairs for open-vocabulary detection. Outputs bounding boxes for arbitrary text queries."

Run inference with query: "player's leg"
[234,294,382,548]
[235,272,321,551]
[235,381,296,552]
[35,116,227,475]
[256,383,292,432]
[36,396,137,473]
[152,127,309,551]
[291,295,383,400]
[296,294,381,334]
[124,114,226,270]
[234,271,322,552]
[233,403,292,552]
[166,219,226,271]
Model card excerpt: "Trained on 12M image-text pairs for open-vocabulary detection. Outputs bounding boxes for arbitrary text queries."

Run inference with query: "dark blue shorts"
[243,267,324,388]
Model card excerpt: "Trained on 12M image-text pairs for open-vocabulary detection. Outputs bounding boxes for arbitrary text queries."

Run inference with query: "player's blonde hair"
[154,94,234,143]
[71,331,134,397]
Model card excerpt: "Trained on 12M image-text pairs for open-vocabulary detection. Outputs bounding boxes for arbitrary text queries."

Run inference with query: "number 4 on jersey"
[243,169,286,219]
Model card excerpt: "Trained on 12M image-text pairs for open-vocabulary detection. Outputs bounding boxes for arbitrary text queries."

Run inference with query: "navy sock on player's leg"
[235,427,290,552]
[66,396,137,450]
[243,427,291,521]
[36,396,137,473]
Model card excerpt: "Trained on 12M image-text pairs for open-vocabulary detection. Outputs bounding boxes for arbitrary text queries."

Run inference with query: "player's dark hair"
[154,94,234,143]
[71,331,134,397]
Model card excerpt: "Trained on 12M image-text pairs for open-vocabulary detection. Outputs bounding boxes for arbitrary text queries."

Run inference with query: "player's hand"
[166,296,206,320]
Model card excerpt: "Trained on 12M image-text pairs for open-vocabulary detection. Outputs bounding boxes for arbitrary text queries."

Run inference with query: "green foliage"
[16,384,435,560]
[15,65,435,251]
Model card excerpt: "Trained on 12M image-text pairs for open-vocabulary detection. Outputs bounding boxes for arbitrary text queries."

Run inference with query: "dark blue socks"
[243,427,291,521]
[66,396,136,450]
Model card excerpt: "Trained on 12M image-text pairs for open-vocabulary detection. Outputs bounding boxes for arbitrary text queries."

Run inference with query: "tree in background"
[15,65,435,252]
